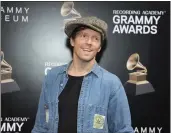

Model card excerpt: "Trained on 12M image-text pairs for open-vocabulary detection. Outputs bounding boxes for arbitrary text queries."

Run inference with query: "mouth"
[82,49,92,52]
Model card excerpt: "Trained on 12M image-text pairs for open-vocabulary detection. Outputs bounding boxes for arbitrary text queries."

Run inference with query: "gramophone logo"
[1,51,20,93]
[61,1,82,29]
[124,53,155,95]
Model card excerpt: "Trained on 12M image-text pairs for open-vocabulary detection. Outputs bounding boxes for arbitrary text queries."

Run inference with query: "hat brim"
[65,22,105,40]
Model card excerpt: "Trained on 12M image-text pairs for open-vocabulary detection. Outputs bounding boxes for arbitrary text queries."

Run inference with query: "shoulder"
[50,64,67,74]
[45,64,67,83]
[99,66,122,85]
[99,66,123,93]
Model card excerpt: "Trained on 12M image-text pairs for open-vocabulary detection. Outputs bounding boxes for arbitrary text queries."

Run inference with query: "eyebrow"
[82,32,101,37]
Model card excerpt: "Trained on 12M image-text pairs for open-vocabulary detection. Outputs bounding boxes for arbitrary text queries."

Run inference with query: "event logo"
[1,117,29,133]
[1,51,20,93]
[134,127,163,133]
[112,10,166,34]
[124,53,155,95]
[61,1,82,29]
[45,62,67,75]
[1,51,13,83]
[1,6,29,22]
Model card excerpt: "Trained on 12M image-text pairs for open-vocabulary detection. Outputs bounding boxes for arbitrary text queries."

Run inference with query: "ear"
[70,38,74,47]
[97,46,101,52]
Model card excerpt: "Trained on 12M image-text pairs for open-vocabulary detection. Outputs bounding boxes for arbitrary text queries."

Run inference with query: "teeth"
[83,49,91,52]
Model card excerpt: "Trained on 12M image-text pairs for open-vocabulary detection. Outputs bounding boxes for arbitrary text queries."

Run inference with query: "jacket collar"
[59,60,101,77]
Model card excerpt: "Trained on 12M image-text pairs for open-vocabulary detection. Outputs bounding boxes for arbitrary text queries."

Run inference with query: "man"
[32,16,134,133]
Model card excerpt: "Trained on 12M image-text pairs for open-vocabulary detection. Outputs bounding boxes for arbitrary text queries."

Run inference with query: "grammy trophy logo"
[1,51,13,83]
[124,53,155,95]
[1,51,20,93]
[61,1,82,30]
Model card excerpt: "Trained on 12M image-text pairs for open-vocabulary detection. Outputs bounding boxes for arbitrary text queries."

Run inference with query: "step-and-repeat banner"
[1,1,170,133]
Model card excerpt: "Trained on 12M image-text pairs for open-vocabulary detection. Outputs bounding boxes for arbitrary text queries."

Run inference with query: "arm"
[31,75,49,133]
[107,79,134,133]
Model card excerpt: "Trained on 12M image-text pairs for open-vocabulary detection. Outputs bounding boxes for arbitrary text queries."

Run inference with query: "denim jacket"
[32,62,134,133]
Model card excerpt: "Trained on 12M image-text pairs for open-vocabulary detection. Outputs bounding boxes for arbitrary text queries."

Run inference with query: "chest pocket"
[83,104,108,133]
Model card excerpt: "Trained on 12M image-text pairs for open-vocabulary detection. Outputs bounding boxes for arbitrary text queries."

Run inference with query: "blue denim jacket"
[32,62,134,133]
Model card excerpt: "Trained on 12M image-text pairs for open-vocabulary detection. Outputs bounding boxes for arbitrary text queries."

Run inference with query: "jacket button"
[44,105,48,109]
[60,83,63,86]
[55,117,58,121]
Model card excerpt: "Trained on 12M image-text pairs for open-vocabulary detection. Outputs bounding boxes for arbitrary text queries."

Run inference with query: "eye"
[95,37,99,41]
[83,34,86,38]
[82,33,88,38]
[93,36,100,42]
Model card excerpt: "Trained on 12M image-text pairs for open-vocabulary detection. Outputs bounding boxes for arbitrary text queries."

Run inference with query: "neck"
[68,56,96,76]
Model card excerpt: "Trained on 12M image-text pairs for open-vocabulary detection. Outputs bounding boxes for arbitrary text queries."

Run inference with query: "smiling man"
[32,16,134,133]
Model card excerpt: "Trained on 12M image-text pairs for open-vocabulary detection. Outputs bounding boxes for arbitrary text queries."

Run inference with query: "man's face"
[70,28,102,62]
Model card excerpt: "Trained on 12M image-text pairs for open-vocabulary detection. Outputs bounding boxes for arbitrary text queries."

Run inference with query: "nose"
[86,37,93,45]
